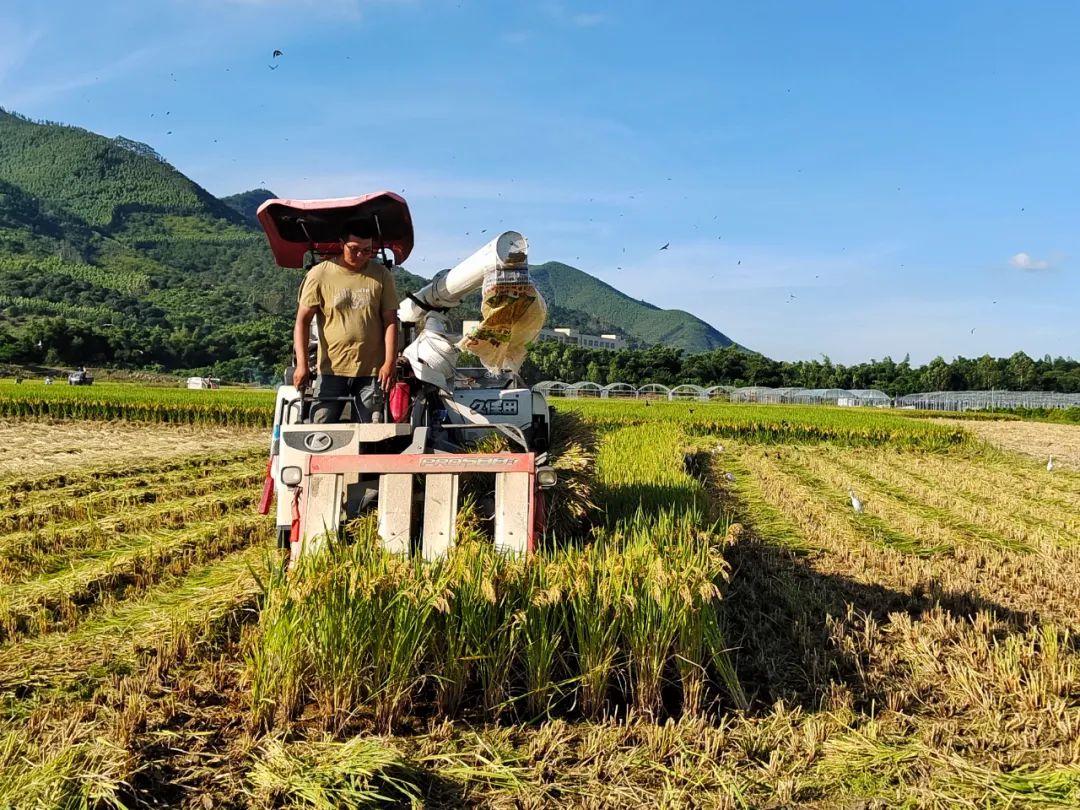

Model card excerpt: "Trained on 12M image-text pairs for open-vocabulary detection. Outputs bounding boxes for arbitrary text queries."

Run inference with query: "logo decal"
[420,457,518,467]
[303,432,333,451]
[470,398,518,415]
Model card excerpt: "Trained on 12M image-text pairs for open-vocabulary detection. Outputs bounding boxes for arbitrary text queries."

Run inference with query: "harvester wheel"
[276,526,291,550]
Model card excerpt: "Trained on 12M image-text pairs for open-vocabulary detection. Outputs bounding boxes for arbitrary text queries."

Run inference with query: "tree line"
[520,341,1080,396]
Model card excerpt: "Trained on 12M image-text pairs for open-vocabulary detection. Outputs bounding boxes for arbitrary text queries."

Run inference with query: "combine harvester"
[256,193,557,567]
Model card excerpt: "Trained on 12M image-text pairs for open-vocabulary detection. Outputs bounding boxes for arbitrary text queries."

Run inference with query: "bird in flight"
[268,64,279,70]
[273,49,283,58]
[970,327,976,334]
[659,243,670,250]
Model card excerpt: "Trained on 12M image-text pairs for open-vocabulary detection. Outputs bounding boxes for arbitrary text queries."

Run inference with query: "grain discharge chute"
[255,193,555,567]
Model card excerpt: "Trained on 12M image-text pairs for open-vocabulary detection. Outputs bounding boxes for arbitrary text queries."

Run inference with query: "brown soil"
[0,419,266,477]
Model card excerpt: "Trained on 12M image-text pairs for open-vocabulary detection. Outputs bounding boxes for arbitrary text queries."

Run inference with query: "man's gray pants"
[310,374,381,424]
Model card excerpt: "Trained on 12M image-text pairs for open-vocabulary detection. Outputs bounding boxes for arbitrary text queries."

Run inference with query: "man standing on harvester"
[292,224,399,423]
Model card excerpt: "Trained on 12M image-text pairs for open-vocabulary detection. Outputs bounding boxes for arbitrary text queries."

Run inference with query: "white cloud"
[1009,252,1054,272]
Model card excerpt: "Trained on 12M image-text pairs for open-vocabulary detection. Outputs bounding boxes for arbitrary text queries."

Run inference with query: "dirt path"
[936,418,1080,469]
[0,419,266,477]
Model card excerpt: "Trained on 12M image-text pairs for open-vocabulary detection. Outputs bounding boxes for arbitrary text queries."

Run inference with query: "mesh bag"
[458,263,547,373]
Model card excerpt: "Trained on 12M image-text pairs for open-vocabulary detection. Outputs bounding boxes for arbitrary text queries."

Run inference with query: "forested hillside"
[222,188,276,226]
[530,261,736,352]
[0,112,430,380]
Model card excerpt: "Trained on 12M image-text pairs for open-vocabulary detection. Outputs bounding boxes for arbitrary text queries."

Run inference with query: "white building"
[461,321,626,351]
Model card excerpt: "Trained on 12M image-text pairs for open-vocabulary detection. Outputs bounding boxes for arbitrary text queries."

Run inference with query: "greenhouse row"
[532,382,1080,410]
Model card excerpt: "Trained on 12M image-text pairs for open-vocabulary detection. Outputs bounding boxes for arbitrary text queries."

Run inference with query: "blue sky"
[1,1,1077,364]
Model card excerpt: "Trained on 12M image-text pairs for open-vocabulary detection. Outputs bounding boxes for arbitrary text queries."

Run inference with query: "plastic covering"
[458,253,547,374]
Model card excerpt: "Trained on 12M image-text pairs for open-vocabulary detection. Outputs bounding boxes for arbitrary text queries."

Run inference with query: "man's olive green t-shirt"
[299,259,398,377]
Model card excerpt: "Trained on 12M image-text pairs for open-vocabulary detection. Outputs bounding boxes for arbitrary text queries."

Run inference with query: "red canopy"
[256,192,414,268]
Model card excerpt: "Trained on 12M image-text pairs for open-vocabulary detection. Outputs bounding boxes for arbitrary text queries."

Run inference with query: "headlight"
[280,465,303,487]
[536,466,558,488]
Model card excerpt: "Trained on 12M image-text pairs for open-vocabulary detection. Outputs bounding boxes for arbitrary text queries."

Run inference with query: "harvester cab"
[255,193,555,568]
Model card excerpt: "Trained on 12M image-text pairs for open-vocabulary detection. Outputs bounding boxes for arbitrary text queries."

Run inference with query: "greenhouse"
[787,388,851,405]
[533,381,570,397]
[706,385,735,400]
[669,384,709,401]
[730,386,787,404]
[637,383,672,399]
[896,390,1080,411]
[840,389,893,407]
[567,381,603,398]
[601,382,638,399]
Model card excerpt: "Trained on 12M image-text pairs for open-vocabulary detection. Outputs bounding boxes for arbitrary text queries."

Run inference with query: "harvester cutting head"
[255,193,555,568]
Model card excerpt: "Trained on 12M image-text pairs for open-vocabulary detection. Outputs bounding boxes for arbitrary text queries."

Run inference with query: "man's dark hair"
[340,219,376,241]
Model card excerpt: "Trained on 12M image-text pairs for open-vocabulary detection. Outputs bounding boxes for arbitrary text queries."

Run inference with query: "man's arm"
[293,305,317,388]
[378,309,399,393]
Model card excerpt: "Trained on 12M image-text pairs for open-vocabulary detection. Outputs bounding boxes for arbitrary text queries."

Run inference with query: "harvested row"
[913,451,1080,516]
[0,446,264,505]
[0,544,265,697]
[0,489,258,581]
[792,447,1029,553]
[737,447,931,556]
[736,444,1080,628]
[0,513,268,643]
[831,450,1078,551]
[1,463,263,533]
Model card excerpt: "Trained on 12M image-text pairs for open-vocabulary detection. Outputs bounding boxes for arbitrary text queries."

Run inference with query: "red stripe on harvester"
[308,452,535,476]
[257,458,274,515]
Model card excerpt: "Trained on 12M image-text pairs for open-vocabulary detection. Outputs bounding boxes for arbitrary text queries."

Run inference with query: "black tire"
[276,526,291,550]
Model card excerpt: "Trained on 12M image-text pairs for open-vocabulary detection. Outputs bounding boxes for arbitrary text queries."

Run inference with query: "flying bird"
[1047,456,1055,472]
[268,64,279,70]
[849,489,864,513]
[970,328,976,334]
[659,243,669,250]
[273,49,283,58]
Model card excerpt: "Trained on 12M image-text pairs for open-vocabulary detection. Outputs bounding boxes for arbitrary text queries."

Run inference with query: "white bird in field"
[714,444,725,454]
[724,471,736,483]
[849,489,864,513]
[1047,456,1054,472]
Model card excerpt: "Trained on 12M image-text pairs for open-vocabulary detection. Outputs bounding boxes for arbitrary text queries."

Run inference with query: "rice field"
[0,389,1078,808]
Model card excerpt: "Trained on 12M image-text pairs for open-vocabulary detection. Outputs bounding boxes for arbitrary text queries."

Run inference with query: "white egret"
[1047,456,1054,472]
[849,489,864,513]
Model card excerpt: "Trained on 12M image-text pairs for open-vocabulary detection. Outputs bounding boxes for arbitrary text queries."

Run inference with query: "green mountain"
[222,188,276,226]
[0,109,738,379]
[530,262,735,353]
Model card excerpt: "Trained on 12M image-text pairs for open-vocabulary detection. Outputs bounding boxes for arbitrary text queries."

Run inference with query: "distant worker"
[292,224,399,423]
